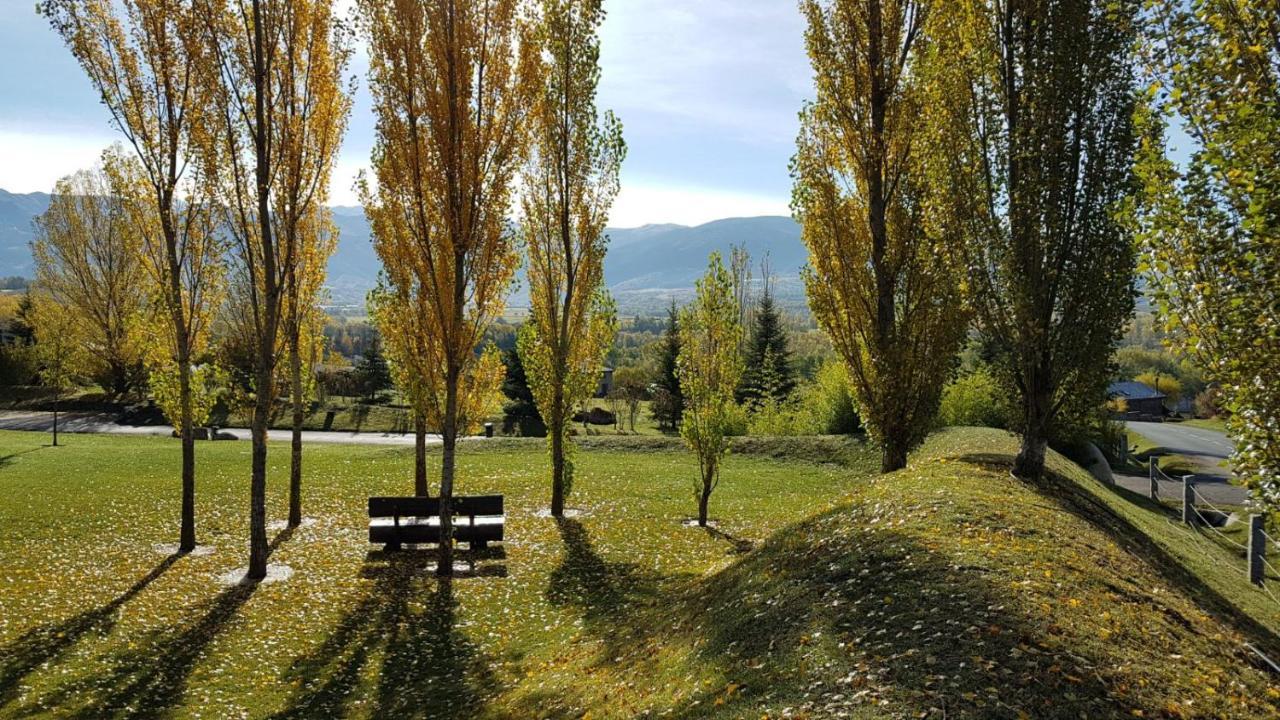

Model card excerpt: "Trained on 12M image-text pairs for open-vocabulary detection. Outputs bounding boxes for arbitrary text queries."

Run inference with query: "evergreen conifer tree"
[739,287,794,404]
[653,299,684,431]
[355,338,393,402]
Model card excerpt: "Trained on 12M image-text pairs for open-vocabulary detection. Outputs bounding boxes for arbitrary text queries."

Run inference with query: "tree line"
[18,0,1279,579]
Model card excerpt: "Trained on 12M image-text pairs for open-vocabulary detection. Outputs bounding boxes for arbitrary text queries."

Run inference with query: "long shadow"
[0,554,180,709]
[961,451,1280,656]
[271,553,499,719]
[546,518,662,622]
[0,446,43,469]
[556,519,1138,719]
[21,581,256,718]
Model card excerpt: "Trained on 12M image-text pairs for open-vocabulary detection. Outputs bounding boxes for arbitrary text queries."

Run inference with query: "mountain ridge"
[0,189,807,314]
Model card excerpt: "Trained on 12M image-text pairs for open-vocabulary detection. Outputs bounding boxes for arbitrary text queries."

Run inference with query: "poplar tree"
[286,211,341,528]
[793,0,967,472]
[518,0,625,518]
[358,0,533,576]
[43,0,226,554]
[678,253,744,527]
[205,0,351,579]
[931,0,1139,479]
[1135,0,1280,506]
[32,159,146,397]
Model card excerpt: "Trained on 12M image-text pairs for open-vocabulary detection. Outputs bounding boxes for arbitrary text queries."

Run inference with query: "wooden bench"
[368,495,504,551]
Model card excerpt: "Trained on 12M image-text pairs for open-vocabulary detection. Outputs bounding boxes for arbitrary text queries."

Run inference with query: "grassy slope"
[502,429,1280,719]
[1,428,1278,718]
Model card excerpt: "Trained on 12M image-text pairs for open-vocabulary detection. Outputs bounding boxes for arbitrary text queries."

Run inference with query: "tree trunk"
[247,0,275,583]
[698,468,712,527]
[1014,380,1052,480]
[437,373,459,578]
[52,396,58,448]
[550,406,566,517]
[1014,434,1048,480]
[414,412,428,497]
[288,338,304,528]
[178,356,196,553]
[881,438,909,474]
[248,359,272,579]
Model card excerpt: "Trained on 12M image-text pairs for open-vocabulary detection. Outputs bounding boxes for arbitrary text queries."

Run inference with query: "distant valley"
[1,190,809,317]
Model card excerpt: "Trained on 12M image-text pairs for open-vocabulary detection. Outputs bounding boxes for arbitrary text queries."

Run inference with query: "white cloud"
[608,177,790,228]
[0,128,117,194]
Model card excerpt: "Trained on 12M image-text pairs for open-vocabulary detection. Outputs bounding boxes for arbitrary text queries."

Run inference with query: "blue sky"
[0,0,811,228]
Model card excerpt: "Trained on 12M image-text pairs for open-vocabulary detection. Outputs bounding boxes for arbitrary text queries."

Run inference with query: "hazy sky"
[0,0,811,228]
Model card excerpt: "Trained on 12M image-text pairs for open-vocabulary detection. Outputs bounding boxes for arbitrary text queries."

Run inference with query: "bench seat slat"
[368,495,505,546]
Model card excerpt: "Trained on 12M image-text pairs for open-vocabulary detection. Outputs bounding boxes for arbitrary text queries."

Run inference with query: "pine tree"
[739,287,794,404]
[501,346,545,437]
[355,339,393,402]
[653,299,684,431]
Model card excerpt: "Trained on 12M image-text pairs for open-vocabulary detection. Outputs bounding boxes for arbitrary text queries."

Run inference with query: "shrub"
[938,368,1009,429]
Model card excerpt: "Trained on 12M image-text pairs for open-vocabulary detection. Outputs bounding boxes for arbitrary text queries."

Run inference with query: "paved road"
[1127,421,1234,480]
[0,410,444,446]
[1117,420,1246,507]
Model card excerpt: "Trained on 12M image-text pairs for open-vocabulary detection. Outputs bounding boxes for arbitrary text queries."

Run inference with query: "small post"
[1182,475,1195,525]
[1149,457,1158,500]
[1249,514,1266,585]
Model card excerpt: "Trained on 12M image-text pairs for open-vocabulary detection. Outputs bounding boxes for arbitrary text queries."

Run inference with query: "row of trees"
[41,0,635,577]
[356,0,627,574]
[43,0,350,578]
[793,0,1139,479]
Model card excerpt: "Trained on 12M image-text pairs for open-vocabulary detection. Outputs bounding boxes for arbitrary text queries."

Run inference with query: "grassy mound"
[502,428,1280,719]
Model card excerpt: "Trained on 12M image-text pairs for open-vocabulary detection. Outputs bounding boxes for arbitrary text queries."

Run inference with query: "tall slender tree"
[32,158,146,397]
[358,0,533,576]
[204,0,351,579]
[930,0,1139,479]
[43,0,226,554]
[371,281,433,495]
[678,253,744,527]
[1134,0,1280,506]
[518,0,625,518]
[286,209,341,527]
[793,0,968,472]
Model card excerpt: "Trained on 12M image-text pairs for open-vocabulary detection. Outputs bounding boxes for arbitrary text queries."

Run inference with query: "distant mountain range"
[0,189,809,316]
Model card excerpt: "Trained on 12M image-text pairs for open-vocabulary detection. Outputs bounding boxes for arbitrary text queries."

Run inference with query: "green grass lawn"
[1183,418,1229,433]
[0,430,870,718]
[1,428,1278,718]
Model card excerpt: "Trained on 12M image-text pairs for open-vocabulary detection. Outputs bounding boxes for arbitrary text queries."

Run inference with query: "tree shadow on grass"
[0,554,181,710]
[270,552,499,719]
[545,518,662,623]
[19,581,256,719]
[0,446,43,470]
[961,452,1280,658]
[617,521,1139,719]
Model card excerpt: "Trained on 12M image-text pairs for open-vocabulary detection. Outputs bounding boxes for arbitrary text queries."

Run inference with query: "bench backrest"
[368,495,503,518]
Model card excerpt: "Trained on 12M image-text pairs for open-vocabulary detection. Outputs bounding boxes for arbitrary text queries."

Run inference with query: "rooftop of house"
[1109,380,1167,401]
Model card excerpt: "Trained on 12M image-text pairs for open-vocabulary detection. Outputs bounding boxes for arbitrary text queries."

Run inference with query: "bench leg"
[472,540,488,550]
[384,541,402,552]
